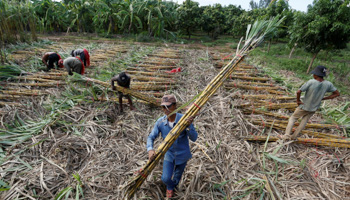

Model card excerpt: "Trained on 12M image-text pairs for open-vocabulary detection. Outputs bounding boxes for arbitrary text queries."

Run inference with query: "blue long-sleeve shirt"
[147,113,198,165]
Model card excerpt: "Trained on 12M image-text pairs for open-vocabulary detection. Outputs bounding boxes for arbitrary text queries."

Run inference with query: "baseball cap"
[161,94,177,106]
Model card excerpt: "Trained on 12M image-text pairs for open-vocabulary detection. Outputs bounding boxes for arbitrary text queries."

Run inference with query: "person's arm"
[42,55,48,67]
[187,123,198,142]
[147,120,161,160]
[322,90,340,100]
[296,90,303,105]
[185,115,198,142]
[64,62,73,75]
[55,59,59,69]
[111,76,118,90]
[126,78,131,88]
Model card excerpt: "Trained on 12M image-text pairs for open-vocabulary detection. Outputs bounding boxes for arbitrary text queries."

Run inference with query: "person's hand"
[186,116,195,126]
[296,100,303,106]
[148,150,156,161]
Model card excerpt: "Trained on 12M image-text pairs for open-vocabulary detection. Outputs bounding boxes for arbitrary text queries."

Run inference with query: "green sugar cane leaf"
[14,155,33,170]
[265,153,290,164]
[78,185,84,198]
[55,186,73,200]
[65,189,72,200]
[75,185,80,200]
[0,179,10,189]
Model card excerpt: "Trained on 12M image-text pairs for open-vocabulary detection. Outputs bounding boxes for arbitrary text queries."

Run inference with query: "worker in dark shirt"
[71,48,90,67]
[42,52,63,71]
[62,57,85,75]
[111,72,134,112]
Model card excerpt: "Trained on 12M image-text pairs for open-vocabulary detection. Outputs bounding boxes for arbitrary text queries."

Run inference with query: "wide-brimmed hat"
[161,94,177,106]
[311,65,327,77]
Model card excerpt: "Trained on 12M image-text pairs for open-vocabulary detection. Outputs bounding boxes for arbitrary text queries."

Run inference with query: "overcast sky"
[179,0,315,12]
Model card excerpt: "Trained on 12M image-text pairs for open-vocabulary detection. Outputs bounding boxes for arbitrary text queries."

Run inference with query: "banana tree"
[118,0,143,33]
[92,0,122,34]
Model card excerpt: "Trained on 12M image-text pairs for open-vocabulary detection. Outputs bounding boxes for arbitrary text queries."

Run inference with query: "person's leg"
[172,161,187,189]
[161,160,176,190]
[291,111,315,139]
[126,95,134,110]
[118,92,123,112]
[285,107,302,136]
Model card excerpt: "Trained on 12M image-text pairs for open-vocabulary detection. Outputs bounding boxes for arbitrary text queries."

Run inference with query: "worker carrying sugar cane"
[71,48,90,67]
[62,57,85,76]
[42,52,63,71]
[111,72,134,112]
[282,66,340,140]
[147,94,197,198]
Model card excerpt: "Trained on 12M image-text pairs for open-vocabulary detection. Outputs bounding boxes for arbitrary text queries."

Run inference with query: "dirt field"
[1,37,349,199]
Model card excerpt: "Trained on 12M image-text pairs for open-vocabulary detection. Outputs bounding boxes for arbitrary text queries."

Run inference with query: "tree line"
[0,0,349,69]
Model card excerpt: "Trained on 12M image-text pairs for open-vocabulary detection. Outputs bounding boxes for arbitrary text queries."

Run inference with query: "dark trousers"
[48,53,59,70]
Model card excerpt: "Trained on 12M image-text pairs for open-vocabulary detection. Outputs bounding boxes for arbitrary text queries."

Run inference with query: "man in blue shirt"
[147,94,197,198]
[283,66,340,140]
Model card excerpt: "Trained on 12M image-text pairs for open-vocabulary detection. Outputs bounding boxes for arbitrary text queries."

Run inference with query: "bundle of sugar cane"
[237,102,266,108]
[147,54,180,59]
[69,75,160,106]
[0,101,22,107]
[241,94,295,100]
[227,82,275,86]
[226,86,284,95]
[238,102,297,110]
[0,94,21,99]
[131,81,177,86]
[252,119,339,130]
[14,76,56,82]
[46,72,68,76]
[243,108,289,119]
[263,102,297,110]
[251,121,343,139]
[140,92,165,98]
[125,71,175,78]
[5,81,66,87]
[228,76,270,82]
[232,68,255,72]
[29,74,65,80]
[98,97,160,105]
[259,119,340,129]
[211,56,232,60]
[2,81,65,87]
[130,75,174,83]
[141,61,177,66]
[131,84,177,91]
[133,64,176,69]
[124,16,286,199]
[216,62,257,69]
[1,90,47,96]
[243,136,350,148]
[230,72,262,76]
[224,84,280,91]
[94,55,109,60]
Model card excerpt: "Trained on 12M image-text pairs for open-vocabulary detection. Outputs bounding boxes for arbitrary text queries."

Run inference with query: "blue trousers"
[161,160,187,190]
